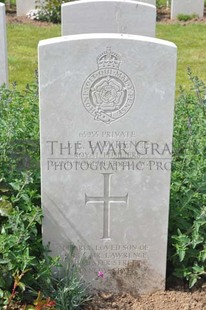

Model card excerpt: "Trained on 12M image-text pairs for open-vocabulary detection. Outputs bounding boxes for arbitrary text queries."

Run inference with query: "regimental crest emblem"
[81,47,135,124]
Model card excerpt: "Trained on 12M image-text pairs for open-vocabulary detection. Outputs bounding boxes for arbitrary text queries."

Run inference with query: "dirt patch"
[6,11,53,27]
[109,261,165,296]
[83,286,206,310]
[83,279,206,310]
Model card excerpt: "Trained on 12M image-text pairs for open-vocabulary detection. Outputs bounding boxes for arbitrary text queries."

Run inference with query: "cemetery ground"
[6,8,206,93]
[1,9,206,310]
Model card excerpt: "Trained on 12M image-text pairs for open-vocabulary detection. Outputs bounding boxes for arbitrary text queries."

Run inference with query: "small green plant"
[0,172,59,307]
[156,0,168,9]
[5,269,30,310]
[169,69,206,287]
[177,13,198,22]
[0,82,39,184]
[0,83,59,308]
[27,291,56,309]
[0,83,92,308]
[38,245,92,310]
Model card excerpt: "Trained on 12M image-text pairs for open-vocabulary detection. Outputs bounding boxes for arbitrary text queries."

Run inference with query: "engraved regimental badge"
[81,48,135,124]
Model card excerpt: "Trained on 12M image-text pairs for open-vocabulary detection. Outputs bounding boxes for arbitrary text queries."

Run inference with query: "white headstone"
[171,0,204,19]
[39,33,177,295]
[62,0,156,37]
[16,0,36,16]
[0,3,8,86]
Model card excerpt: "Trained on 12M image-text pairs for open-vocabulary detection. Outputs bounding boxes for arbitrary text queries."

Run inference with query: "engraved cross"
[85,173,128,240]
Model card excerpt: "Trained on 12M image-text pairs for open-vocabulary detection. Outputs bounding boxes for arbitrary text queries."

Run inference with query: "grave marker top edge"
[62,0,156,9]
[38,33,177,50]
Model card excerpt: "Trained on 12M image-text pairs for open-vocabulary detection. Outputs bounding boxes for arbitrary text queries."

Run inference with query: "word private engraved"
[81,48,135,124]
[85,173,128,240]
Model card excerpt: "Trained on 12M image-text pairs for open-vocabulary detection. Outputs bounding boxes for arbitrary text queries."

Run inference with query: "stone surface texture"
[0,3,8,86]
[62,0,156,37]
[139,0,156,5]
[16,0,37,16]
[39,34,177,295]
[171,0,204,19]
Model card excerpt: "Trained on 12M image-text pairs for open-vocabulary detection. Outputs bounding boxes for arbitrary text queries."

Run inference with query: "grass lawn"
[156,23,206,91]
[7,23,60,89]
[7,21,206,93]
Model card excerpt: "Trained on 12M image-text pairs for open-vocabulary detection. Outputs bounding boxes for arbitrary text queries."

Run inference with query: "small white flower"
[26,9,41,20]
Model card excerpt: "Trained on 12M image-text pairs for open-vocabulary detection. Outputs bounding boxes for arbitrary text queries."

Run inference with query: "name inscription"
[78,243,149,274]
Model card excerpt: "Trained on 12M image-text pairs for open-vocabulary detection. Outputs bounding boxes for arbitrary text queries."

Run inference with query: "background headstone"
[39,33,177,295]
[171,0,204,19]
[16,0,35,16]
[16,0,36,16]
[62,1,156,37]
[0,3,8,86]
